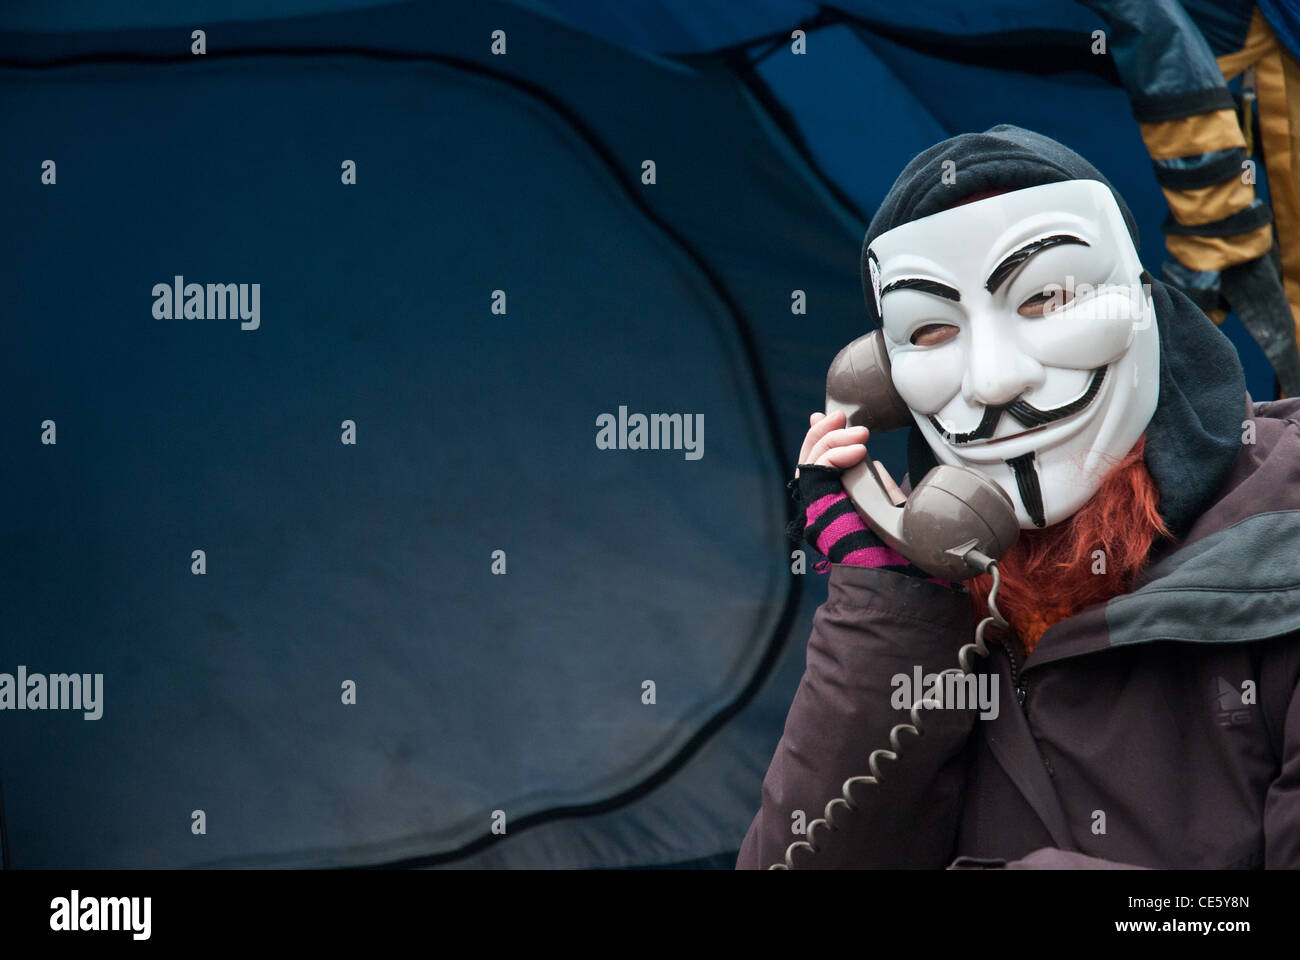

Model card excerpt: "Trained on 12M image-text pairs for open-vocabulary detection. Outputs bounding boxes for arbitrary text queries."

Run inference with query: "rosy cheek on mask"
[1018,289,1145,368]
[889,345,965,415]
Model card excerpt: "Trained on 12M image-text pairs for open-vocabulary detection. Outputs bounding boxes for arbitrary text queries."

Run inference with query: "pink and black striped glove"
[787,464,939,580]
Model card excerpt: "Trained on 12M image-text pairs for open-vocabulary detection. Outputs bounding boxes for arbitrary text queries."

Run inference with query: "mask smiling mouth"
[929,366,1108,446]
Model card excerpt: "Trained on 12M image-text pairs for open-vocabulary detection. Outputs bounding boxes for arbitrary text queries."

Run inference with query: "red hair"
[966,435,1170,654]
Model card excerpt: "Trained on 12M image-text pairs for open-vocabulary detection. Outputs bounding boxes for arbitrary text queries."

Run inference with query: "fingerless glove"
[787,464,941,581]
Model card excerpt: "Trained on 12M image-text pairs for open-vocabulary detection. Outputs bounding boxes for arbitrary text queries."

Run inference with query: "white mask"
[867,179,1160,529]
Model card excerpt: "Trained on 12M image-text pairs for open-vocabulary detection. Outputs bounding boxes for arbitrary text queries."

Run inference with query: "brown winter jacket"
[737,395,1300,869]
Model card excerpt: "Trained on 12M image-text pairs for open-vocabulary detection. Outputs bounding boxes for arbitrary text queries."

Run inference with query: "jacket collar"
[1026,397,1300,670]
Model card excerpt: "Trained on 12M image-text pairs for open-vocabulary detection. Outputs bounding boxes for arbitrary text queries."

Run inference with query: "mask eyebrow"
[985,234,1089,295]
[881,277,961,301]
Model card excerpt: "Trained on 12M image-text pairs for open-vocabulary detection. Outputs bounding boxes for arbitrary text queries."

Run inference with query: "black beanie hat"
[874,125,1249,541]
[861,124,1140,324]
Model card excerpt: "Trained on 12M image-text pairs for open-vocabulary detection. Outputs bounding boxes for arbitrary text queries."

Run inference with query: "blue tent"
[0,0,1276,868]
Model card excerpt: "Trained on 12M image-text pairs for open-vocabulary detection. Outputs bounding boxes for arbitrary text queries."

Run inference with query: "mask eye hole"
[1018,286,1075,317]
[909,323,959,346]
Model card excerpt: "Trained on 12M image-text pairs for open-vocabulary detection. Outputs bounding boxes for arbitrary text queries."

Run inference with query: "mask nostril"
[964,376,1026,409]
[963,353,1047,409]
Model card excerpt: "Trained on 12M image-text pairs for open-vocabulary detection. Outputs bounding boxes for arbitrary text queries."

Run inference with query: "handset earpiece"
[825,331,1019,580]
[825,330,914,433]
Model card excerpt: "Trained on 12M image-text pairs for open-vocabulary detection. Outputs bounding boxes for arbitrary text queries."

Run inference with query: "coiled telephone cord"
[769,552,1008,869]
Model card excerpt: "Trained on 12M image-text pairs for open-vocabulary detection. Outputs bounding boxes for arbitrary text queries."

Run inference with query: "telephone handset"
[768,333,1019,869]
[823,331,1020,581]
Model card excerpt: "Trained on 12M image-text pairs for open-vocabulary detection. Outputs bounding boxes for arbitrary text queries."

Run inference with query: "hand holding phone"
[796,411,906,505]
[821,332,1020,580]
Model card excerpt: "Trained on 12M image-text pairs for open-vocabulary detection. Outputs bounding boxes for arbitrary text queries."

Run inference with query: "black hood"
[870,125,1248,540]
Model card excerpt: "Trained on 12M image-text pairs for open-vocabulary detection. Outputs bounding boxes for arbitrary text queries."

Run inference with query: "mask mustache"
[931,366,1108,445]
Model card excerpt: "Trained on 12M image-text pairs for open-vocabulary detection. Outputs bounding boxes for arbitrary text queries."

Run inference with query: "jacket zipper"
[1002,633,1028,712]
